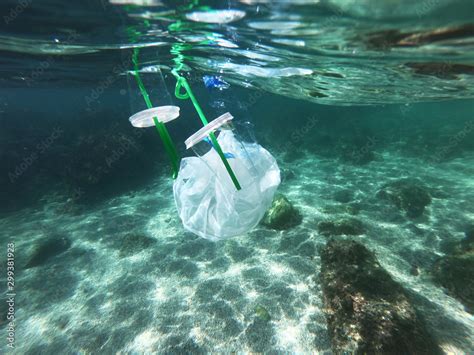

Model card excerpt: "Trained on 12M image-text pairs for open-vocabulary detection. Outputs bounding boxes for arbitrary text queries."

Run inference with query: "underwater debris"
[317,218,365,236]
[185,9,246,24]
[202,75,230,90]
[261,194,302,230]
[432,227,474,313]
[175,123,281,240]
[377,178,432,218]
[320,239,442,354]
[25,236,71,269]
[129,106,180,128]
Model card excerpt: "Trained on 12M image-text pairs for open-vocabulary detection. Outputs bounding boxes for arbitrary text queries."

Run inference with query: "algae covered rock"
[255,305,271,322]
[261,194,302,230]
[25,236,72,269]
[432,228,474,313]
[433,253,474,313]
[317,218,365,236]
[377,178,431,218]
[320,239,441,354]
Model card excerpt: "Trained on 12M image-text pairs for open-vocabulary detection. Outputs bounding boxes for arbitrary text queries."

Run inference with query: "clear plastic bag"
[173,128,280,241]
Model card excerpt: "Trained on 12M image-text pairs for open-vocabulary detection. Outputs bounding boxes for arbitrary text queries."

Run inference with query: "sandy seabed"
[1,149,473,354]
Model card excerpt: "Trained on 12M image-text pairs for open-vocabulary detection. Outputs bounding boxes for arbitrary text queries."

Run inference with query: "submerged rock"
[333,189,354,203]
[25,236,71,269]
[320,239,441,354]
[261,194,302,230]
[119,233,156,257]
[433,253,474,313]
[255,305,271,322]
[410,263,420,276]
[432,229,474,313]
[377,178,431,218]
[317,218,365,236]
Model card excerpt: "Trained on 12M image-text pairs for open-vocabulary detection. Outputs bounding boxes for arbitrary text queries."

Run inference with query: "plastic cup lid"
[129,106,180,128]
[185,10,246,24]
[185,112,233,149]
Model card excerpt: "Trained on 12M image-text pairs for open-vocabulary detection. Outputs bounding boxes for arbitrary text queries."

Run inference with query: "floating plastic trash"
[129,106,180,128]
[174,112,281,241]
[220,63,313,78]
[109,0,163,6]
[185,9,246,24]
[203,75,230,90]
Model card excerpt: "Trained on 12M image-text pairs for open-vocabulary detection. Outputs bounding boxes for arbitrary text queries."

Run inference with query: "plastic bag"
[173,130,280,241]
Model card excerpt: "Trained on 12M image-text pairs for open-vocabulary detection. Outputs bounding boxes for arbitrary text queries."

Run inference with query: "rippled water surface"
[1,0,474,104]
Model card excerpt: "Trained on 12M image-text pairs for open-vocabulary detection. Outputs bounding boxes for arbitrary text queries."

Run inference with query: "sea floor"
[1,148,473,354]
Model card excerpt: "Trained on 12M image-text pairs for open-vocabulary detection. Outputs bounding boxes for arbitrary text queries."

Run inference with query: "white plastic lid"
[185,10,246,24]
[185,112,233,149]
[129,106,180,128]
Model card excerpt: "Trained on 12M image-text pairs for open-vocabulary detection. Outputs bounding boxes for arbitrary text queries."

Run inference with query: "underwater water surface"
[1,0,474,353]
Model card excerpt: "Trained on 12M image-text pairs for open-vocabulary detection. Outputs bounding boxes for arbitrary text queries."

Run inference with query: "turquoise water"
[1,0,474,353]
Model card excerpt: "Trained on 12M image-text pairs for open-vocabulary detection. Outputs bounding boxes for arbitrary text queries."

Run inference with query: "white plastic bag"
[173,130,280,241]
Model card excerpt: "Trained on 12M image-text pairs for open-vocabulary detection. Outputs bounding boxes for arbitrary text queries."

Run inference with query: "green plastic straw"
[132,48,180,178]
[174,75,241,190]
